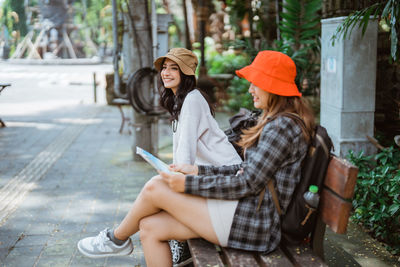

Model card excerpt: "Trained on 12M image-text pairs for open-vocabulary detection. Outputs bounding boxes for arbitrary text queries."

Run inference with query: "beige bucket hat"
[153,48,198,76]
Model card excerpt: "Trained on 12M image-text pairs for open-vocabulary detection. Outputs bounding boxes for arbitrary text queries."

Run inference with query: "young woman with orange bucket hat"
[77,50,315,266]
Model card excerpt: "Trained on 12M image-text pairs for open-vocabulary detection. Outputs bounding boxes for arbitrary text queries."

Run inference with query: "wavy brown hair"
[237,92,315,150]
[158,59,214,121]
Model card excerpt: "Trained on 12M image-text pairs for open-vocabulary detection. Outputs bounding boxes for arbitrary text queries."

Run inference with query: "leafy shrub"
[347,147,400,255]
[225,77,253,111]
[277,0,321,96]
[207,50,253,111]
[207,50,250,75]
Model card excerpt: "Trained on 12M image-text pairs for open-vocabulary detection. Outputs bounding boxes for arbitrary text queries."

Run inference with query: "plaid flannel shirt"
[185,116,308,253]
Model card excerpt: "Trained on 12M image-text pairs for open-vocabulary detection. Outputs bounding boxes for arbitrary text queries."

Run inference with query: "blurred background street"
[0,62,153,266]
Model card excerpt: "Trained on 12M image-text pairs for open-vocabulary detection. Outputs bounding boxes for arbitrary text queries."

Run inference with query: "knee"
[142,176,163,200]
[139,216,158,242]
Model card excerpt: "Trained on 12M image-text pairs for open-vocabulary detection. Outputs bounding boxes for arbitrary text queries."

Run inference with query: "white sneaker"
[77,228,133,258]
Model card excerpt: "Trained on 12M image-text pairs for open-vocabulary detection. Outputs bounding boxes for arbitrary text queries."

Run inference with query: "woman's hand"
[169,164,198,175]
[159,171,186,193]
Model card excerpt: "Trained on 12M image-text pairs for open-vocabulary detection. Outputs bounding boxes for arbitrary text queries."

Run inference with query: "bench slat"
[324,156,358,199]
[259,247,293,266]
[281,244,327,267]
[222,247,259,266]
[187,239,224,267]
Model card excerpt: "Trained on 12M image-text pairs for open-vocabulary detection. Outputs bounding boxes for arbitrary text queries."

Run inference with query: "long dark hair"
[158,60,215,121]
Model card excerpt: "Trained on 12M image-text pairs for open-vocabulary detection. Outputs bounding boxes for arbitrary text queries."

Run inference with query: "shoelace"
[93,229,110,251]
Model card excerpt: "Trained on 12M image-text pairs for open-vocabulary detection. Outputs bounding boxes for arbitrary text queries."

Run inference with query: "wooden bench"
[182,155,358,267]
[0,83,11,127]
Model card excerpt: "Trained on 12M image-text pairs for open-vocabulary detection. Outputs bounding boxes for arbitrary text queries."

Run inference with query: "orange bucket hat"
[236,50,301,97]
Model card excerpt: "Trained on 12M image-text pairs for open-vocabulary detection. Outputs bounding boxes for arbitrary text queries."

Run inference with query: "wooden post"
[93,72,97,103]
[27,28,45,59]
[62,28,77,59]
[11,31,33,59]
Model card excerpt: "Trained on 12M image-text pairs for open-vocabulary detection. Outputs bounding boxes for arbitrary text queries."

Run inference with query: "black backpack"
[224,108,261,159]
[225,109,333,245]
[275,118,333,245]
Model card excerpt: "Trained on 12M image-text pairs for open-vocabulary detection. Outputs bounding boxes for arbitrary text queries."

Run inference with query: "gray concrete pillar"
[156,14,172,58]
[320,16,378,157]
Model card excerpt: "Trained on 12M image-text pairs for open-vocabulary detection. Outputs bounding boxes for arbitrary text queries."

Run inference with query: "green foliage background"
[331,0,399,62]
[347,147,400,255]
[0,0,27,54]
[207,49,253,111]
[207,0,322,112]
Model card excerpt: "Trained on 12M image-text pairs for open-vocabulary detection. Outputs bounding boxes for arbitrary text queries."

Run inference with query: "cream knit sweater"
[173,89,242,166]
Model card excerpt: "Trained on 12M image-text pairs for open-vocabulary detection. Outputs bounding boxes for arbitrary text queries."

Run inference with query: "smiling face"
[161,58,182,94]
[248,83,270,109]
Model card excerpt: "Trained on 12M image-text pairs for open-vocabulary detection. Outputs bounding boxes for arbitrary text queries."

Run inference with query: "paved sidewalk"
[0,104,158,266]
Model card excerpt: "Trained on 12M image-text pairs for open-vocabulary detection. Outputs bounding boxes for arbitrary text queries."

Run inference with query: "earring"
[172,119,178,133]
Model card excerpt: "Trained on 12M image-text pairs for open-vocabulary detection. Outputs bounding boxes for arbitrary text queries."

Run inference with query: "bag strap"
[257,179,283,215]
[280,112,312,141]
[265,112,311,141]
[256,112,307,215]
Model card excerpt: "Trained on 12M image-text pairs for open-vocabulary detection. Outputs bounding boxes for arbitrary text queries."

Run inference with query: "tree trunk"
[183,0,191,49]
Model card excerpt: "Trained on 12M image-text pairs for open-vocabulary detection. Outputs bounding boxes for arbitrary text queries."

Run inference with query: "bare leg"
[139,211,201,267]
[113,176,219,244]
[113,177,163,238]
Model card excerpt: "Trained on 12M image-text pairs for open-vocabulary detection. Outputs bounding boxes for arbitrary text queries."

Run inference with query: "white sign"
[326,57,336,73]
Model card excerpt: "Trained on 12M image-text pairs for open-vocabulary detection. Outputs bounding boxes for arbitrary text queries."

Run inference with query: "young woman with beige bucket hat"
[77,48,241,264]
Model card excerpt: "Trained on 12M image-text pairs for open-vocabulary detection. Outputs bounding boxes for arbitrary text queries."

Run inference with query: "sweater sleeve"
[174,92,208,164]
[198,164,242,176]
[185,117,294,200]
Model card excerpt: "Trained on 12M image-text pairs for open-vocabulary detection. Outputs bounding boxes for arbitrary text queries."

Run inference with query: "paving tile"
[0,234,18,249]
[105,255,144,267]
[25,223,57,235]
[0,215,31,234]
[46,233,79,246]
[69,253,107,267]
[53,223,84,235]
[14,234,49,247]
[0,247,10,262]
[40,243,75,257]
[2,255,37,267]
[6,245,43,257]
[35,256,72,267]
[82,221,117,235]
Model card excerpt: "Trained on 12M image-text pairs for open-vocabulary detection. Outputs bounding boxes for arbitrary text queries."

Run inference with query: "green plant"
[207,50,250,75]
[331,0,399,61]
[226,38,271,59]
[347,147,400,255]
[73,0,114,48]
[277,0,321,96]
[226,76,253,111]
[1,0,27,53]
[206,49,252,111]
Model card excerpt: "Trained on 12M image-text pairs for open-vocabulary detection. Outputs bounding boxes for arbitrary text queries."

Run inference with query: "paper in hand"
[136,146,175,174]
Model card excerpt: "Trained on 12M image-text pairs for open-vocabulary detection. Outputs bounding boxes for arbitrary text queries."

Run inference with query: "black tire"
[127,67,158,114]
